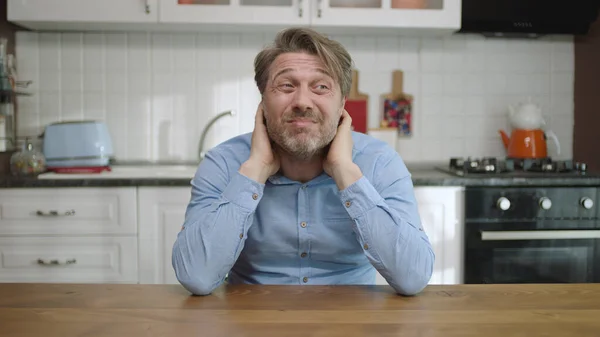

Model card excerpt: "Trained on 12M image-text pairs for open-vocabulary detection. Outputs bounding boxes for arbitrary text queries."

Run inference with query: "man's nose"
[291,86,313,112]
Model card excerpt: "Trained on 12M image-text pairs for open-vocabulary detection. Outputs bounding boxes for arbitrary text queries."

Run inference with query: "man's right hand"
[239,102,280,184]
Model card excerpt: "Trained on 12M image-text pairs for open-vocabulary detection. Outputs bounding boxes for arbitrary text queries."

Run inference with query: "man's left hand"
[324,109,363,190]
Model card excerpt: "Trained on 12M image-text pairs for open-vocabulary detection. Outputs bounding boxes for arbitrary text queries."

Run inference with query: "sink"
[38,164,199,179]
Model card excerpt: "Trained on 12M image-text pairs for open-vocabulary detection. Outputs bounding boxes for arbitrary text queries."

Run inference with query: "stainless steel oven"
[464,186,600,284]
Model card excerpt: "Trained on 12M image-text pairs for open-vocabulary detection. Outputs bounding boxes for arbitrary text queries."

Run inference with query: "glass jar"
[10,138,46,176]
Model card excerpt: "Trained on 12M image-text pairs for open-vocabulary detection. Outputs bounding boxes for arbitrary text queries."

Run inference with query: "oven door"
[465,221,600,284]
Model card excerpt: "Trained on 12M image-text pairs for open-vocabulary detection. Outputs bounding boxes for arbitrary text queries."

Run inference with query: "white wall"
[14,31,574,163]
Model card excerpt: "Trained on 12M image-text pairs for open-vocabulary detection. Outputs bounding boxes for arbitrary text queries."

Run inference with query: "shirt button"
[252,193,258,200]
[301,185,307,189]
[300,252,307,258]
[363,243,369,250]
[300,221,307,228]
[239,233,244,239]
[345,201,352,207]
[303,277,308,283]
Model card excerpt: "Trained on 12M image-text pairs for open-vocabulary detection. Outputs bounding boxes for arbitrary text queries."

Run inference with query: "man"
[172,27,434,296]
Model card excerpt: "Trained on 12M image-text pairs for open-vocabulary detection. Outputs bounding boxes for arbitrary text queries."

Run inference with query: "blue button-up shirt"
[172,131,434,296]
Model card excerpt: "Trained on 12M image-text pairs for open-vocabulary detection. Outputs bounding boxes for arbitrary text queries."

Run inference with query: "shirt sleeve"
[338,151,434,296]
[172,148,263,296]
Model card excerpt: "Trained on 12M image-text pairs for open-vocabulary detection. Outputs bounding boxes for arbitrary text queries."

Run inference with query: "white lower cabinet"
[0,185,464,286]
[0,236,138,283]
[138,185,465,286]
[374,186,465,286]
[137,187,192,284]
[0,187,139,284]
[0,188,138,236]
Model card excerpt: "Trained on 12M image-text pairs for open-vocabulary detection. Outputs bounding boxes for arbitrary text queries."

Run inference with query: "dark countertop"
[1,162,600,188]
[408,165,600,187]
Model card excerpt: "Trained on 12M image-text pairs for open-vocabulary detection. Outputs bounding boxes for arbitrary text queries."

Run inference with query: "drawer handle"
[35,209,76,217]
[37,258,77,266]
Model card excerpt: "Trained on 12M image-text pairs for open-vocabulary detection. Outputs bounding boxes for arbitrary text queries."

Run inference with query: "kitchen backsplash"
[14,31,574,163]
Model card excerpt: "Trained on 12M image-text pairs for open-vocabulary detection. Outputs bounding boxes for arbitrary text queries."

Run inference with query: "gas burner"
[449,157,503,174]
[443,157,588,176]
[505,158,587,173]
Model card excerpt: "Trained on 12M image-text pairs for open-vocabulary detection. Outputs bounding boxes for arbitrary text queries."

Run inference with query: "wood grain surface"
[1,283,599,337]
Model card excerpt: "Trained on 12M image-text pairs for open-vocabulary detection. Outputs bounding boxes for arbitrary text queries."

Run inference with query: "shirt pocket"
[318,203,357,243]
[321,201,353,222]
[313,214,362,260]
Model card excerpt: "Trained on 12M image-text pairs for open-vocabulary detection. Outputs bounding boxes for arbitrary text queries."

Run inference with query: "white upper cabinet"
[7,0,461,35]
[7,0,159,30]
[159,0,311,27]
[312,0,461,34]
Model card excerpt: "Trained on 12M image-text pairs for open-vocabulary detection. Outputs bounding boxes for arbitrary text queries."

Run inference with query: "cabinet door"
[414,186,464,285]
[138,187,192,284]
[8,0,158,24]
[374,186,464,286]
[0,236,138,284]
[311,0,460,32]
[159,0,310,26]
[373,194,446,285]
[0,188,137,236]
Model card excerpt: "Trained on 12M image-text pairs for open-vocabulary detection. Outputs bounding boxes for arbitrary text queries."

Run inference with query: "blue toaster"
[42,121,114,169]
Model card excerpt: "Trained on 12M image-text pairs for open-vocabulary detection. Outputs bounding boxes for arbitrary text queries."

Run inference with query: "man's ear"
[340,96,347,116]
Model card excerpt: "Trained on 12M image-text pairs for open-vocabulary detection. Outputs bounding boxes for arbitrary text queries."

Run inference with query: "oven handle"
[481,230,600,241]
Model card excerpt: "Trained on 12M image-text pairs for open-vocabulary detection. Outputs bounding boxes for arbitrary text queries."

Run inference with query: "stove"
[439,157,600,285]
[436,157,589,177]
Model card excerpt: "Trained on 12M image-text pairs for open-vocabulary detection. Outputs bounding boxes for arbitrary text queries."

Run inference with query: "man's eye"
[316,85,329,90]
[281,83,293,88]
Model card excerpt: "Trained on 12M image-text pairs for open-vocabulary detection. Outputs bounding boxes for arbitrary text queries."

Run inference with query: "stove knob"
[497,197,511,211]
[539,197,552,210]
[580,197,594,209]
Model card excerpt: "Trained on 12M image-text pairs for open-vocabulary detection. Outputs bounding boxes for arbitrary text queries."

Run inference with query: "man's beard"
[266,108,338,161]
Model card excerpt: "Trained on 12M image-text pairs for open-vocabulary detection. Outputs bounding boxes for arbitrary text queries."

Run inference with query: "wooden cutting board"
[380,70,413,136]
[343,69,368,134]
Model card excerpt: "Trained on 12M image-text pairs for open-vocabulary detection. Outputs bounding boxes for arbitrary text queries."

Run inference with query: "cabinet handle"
[298,0,303,17]
[481,230,600,241]
[35,209,76,217]
[37,258,77,266]
[145,0,151,14]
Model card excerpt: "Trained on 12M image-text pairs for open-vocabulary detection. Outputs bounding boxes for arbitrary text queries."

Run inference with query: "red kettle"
[498,101,560,159]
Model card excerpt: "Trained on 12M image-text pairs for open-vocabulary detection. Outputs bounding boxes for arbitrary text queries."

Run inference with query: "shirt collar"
[267,171,332,186]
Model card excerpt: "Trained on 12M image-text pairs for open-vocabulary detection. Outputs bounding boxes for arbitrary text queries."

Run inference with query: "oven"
[464,186,600,284]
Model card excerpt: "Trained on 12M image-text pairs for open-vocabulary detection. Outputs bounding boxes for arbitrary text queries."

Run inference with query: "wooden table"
[1,283,599,337]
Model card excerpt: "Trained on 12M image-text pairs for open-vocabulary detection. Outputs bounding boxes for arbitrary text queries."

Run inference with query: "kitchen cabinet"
[312,0,460,33]
[375,186,465,285]
[0,236,138,283]
[7,0,159,30]
[0,187,137,236]
[0,187,139,284]
[159,0,311,27]
[137,185,464,286]
[137,187,191,284]
[0,185,463,285]
[7,0,461,35]
[160,0,461,34]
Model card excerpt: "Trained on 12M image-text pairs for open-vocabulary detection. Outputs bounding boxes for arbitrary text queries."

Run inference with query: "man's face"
[262,52,346,160]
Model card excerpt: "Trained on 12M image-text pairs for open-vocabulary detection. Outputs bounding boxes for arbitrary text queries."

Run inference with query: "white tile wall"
[14,31,574,163]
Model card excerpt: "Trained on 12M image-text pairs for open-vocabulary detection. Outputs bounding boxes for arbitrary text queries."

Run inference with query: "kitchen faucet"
[198,110,236,161]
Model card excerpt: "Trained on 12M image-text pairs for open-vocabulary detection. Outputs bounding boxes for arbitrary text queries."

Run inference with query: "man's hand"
[239,102,280,184]
[323,109,363,190]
